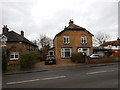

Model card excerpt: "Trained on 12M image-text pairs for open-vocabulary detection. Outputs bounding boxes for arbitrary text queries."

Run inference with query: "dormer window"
[0,35,7,46]
[63,36,70,44]
[81,36,87,44]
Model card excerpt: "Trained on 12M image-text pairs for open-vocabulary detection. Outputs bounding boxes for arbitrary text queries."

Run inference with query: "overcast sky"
[0,0,119,41]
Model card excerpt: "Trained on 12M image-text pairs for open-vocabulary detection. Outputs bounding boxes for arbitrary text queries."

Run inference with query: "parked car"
[89,54,102,58]
[45,56,56,65]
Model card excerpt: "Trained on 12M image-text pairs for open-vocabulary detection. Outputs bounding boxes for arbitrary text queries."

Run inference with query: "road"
[2,63,119,88]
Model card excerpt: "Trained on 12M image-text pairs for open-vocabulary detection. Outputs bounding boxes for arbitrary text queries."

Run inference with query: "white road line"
[110,70,116,72]
[7,76,66,85]
[87,69,116,75]
[87,70,107,75]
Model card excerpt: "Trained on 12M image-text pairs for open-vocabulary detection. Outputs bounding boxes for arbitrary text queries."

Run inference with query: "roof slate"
[100,40,120,46]
[53,21,94,41]
[3,31,38,47]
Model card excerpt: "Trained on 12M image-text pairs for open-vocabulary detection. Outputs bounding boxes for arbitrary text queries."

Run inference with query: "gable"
[0,35,7,41]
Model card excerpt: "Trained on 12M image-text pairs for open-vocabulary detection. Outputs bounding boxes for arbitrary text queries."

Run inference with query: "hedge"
[71,52,86,63]
[20,51,39,69]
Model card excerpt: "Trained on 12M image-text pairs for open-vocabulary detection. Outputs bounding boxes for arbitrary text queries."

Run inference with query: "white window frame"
[78,48,90,56]
[81,36,87,44]
[61,48,71,58]
[49,51,54,56]
[63,36,70,44]
[10,52,19,60]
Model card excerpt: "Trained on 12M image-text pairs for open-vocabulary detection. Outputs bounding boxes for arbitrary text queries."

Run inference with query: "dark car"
[45,56,56,65]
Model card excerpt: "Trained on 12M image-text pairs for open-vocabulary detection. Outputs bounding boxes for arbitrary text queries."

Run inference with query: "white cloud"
[0,0,119,41]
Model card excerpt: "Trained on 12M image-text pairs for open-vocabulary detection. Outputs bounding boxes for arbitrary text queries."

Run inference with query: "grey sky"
[0,0,119,41]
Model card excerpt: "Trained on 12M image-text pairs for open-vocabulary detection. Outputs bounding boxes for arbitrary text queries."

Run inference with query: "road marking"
[87,70,107,75]
[110,70,115,72]
[7,76,66,85]
[87,69,116,75]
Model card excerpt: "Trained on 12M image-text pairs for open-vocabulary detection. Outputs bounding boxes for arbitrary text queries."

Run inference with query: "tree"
[37,34,52,50]
[31,40,38,46]
[93,32,110,46]
[37,34,53,61]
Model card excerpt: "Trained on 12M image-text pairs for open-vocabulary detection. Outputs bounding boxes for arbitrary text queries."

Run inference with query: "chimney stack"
[2,25,9,34]
[21,30,24,37]
[69,19,74,25]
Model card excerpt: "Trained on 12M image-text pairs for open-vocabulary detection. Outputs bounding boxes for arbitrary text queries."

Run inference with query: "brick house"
[100,37,120,56]
[0,25,38,63]
[48,20,94,61]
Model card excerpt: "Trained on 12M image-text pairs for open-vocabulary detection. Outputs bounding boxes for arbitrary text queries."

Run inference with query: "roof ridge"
[3,31,37,47]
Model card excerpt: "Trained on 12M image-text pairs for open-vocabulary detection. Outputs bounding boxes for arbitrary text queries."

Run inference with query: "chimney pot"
[2,25,9,34]
[21,30,24,37]
[69,19,74,25]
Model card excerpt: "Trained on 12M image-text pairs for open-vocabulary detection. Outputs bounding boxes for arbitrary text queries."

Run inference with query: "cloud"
[1,0,118,41]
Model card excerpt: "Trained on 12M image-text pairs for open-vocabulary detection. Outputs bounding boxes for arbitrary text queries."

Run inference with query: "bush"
[20,51,39,69]
[2,49,9,71]
[71,52,86,63]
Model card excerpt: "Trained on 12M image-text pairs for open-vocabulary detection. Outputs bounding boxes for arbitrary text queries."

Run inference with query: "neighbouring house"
[100,38,120,56]
[48,20,94,61]
[93,47,110,56]
[0,25,38,63]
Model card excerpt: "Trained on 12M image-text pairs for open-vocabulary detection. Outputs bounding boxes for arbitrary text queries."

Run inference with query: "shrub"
[71,52,86,63]
[20,51,39,69]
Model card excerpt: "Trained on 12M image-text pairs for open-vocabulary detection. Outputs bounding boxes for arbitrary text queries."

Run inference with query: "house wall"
[53,30,93,60]
[2,42,38,63]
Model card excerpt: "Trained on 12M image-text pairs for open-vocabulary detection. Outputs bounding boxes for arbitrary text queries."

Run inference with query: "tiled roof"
[100,40,120,46]
[65,23,85,30]
[3,31,38,47]
[53,20,94,41]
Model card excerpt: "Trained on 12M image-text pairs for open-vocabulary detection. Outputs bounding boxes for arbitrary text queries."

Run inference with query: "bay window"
[61,48,71,58]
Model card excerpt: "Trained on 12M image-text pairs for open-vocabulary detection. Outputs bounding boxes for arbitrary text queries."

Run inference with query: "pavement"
[3,61,118,75]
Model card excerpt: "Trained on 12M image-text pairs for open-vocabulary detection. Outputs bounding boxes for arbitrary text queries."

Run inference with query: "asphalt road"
[2,63,119,88]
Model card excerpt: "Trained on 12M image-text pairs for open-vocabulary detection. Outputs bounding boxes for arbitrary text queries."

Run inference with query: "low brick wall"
[86,56,120,64]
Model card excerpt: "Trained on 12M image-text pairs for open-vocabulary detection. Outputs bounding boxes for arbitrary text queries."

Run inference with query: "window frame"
[61,48,71,58]
[10,52,19,61]
[63,36,70,44]
[81,36,87,44]
[49,51,54,56]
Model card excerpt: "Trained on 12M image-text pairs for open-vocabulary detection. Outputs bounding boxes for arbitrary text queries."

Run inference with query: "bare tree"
[37,34,52,51]
[93,32,110,46]
[31,40,38,46]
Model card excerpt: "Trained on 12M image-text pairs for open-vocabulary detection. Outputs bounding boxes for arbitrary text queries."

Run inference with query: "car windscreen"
[94,55,99,56]
[46,56,55,59]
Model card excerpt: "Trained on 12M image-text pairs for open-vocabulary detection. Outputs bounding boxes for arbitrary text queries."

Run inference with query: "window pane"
[10,55,14,58]
[62,48,71,58]
[81,36,87,44]
[64,36,69,44]
[15,55,19,58]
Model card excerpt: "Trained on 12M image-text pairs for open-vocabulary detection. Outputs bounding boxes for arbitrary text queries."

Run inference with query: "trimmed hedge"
[20,51,39,69]
[71,52,86,63]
